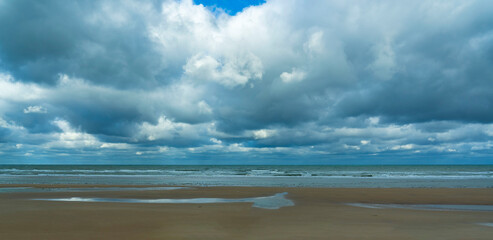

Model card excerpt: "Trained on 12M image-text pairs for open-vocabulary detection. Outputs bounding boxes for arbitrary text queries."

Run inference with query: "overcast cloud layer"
[1,0,492,164]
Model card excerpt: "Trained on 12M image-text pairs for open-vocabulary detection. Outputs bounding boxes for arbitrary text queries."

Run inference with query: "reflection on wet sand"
[347,203,493,212]
[34,192,294,209]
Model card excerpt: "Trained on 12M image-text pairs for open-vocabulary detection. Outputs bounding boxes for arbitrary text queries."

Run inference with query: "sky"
[0,0,493,165]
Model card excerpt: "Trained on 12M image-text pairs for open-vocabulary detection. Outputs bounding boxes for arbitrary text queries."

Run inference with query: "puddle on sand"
[477,223,493,227]
[346,203,493,212]
[34,192,295,210]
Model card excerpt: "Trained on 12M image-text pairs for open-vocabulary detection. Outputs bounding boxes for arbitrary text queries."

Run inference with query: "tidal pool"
[347,203,493,212]
[34,192,294,209]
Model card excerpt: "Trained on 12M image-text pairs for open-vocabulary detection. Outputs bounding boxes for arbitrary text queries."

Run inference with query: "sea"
[0,165,492,188]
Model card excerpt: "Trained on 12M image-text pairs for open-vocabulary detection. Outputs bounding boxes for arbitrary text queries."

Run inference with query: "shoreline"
[1,175,491,188]
[1,185,493,239]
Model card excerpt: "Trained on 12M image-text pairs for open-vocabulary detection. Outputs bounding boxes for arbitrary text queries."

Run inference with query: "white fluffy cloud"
[280,68,306,83]
[23,106,47,114]
[136,115,210,142]
[43,119,130,150]
[47,119,101,148]
[251,129,277,139]
[0,117,25,131]
[184,53,263,87]
[0,73,45,102]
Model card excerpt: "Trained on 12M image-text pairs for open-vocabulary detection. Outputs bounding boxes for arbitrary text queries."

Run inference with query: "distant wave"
[0,165,491,179]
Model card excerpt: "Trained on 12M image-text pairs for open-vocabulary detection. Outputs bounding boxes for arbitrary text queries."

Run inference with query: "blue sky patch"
[194,0,265,15]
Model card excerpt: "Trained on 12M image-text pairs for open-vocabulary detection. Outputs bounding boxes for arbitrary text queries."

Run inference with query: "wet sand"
[0,185,492,240]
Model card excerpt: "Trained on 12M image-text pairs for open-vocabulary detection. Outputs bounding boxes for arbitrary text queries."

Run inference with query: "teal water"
[0,165,491,187]
[1,165,492,177]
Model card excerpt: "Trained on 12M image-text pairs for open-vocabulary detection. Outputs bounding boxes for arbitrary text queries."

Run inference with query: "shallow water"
[2,175,491,188]
[0,186,187,193]
[477,223,493,227]
[347,203,493,212]
[34,192,295,210]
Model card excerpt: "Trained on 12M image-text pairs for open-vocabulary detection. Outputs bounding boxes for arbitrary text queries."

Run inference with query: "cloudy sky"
[1,0,492,164]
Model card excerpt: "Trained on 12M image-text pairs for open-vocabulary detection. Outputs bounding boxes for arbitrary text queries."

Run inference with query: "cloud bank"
[0,0,492,164]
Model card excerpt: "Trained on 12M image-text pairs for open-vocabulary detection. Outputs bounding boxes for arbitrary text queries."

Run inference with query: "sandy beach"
[0,185,492,240]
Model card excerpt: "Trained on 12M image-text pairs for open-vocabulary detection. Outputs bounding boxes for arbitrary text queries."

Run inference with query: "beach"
[1,185,492,240]
[3,0,493,239]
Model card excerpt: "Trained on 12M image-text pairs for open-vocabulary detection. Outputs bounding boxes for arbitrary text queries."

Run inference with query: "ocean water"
[0,165,491,188]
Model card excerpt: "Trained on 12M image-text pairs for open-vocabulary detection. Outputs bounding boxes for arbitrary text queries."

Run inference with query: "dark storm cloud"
[0,0,166,88]
[334,0,493,124]
[335,60,493,124]
[213,86,326,133]
[6,108,56,134]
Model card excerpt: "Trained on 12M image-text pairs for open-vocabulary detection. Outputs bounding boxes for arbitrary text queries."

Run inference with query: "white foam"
[346,203,385,209]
